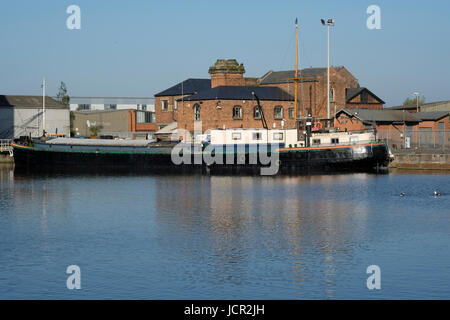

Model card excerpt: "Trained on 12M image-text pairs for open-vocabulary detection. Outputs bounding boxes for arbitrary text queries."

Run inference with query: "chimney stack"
[208,59,245,88]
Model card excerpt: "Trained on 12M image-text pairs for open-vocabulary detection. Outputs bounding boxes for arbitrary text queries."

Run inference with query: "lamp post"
[413,92,419,112]
[41,77,46,136]
[321,18,335,127]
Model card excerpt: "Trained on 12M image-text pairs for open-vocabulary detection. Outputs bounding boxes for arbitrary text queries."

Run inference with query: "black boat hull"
[12,140,389,175]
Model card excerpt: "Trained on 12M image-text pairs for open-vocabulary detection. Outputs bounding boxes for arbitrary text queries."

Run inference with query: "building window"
[288,107,294,119]
[136,111,155,124]
[193,104,201,121]
[253,132,262,140]
[330,88,335,102]
[141,104,147,111]
[331,138,339,144]
[274,106,283,120]
[174,100,178,111]
[161,100,169,111]
[312,139,321,145]
[105,104,117,110]
[273,132,284,141]
[232,132,241,140]
[254,106,261,119]
[233,106,242,120]
[77,104,90,110]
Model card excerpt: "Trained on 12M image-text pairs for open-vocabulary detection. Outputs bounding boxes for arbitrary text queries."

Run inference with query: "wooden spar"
[294,18,298,120]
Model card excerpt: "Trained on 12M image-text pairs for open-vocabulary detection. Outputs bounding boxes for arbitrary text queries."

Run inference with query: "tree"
[56,81,70,106]
[403,95,425,106]
[89,125,100,137]
[57,81,73,136]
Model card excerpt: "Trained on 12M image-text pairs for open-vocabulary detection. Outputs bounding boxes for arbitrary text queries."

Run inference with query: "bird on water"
[434,191,441,197]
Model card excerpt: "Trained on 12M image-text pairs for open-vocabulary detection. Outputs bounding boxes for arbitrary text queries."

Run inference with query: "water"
[0,165,449,299]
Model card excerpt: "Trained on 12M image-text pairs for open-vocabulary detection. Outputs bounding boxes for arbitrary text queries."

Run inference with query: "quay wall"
[390,151,450,170]
[0,152,14,164]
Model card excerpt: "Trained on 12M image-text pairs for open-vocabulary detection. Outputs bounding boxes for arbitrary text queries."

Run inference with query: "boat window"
[331,138,339,144]
[253,132,262,140]
[312,139,321,145]
[273,132,283,141]
[232,132,241,140]
[350,136,359,144]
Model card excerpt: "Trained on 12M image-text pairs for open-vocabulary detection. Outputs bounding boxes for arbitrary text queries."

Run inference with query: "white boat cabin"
[196,129,376,148]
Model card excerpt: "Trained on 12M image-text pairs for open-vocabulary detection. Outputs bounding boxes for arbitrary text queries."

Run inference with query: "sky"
[0,0,449,107]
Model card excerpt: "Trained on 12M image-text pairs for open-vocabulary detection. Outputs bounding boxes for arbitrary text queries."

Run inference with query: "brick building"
[334,109,450,149]
[154,78,211,128]
[259,67,384,118]
[154,59,385,136]
[177,86,294,135]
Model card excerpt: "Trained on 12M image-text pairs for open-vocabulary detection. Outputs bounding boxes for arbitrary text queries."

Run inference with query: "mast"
[294,18,299,120]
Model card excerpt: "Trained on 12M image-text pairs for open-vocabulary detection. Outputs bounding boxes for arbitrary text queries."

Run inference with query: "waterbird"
[400,193,406,197]
[434,191,441,197]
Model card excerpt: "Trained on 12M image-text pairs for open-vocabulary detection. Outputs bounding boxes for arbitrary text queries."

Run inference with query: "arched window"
[233,106,242,120]
[254,106,261,119]
[193,104,200,121]
[274,106,283,120]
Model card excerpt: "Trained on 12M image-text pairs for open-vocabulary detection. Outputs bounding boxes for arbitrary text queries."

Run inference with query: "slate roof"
[259,66,345,84]
[413,111,450,121]
[179,86,294,102]
[0,95,68,109]
[385,105,418,111]
[337,109,420,123]
[154,79,211,97]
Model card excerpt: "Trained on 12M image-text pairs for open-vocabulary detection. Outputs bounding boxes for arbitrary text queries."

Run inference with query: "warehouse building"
[0,95,69,139]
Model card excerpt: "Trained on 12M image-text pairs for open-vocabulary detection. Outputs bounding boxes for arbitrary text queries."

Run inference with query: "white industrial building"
[69,97,155,112]
[0,95,70,139]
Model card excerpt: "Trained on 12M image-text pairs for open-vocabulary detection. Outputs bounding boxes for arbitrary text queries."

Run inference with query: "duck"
[434,191,441,197]
[400,193,406,197]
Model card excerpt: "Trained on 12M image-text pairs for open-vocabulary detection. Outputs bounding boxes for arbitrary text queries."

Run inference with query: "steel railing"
[376,129,450,151]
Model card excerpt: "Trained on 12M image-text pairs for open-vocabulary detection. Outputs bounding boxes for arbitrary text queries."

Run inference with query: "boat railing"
[0,139,12,153]
[308,139,383,148]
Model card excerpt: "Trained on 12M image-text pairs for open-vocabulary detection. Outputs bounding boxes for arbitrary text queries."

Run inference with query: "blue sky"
[0,0,449,107]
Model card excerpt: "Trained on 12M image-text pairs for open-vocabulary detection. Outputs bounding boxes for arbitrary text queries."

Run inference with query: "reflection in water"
[153,174,374,298]
[1,168,449,299]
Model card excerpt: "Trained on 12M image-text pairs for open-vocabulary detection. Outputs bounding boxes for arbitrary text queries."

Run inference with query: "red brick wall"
[260,67,359,118]
[129,110,157,132]
[155,95,191,126]
[210,73,245,88]
[177,99,296,134]
[334,113,366,131]
[345,103,383,110]
[418,117,450,130]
